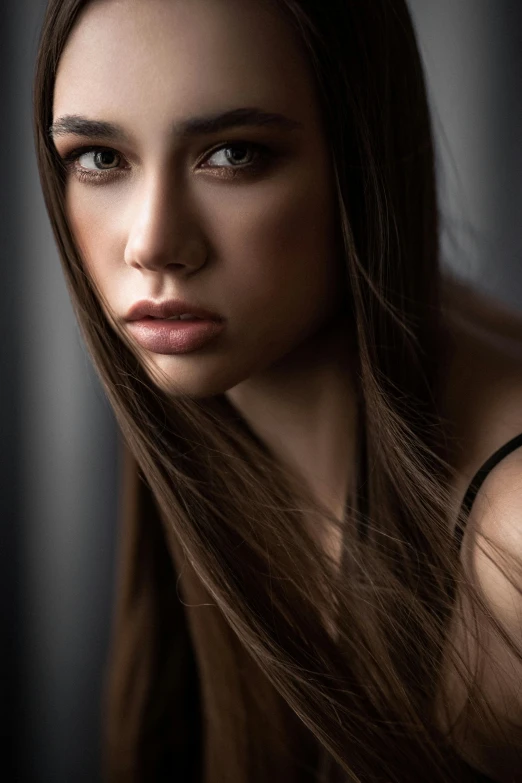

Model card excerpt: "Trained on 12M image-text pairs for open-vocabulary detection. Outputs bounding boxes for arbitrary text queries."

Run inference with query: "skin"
[436,295,522,781]
[53,0,522,777]
[53,0,357,528]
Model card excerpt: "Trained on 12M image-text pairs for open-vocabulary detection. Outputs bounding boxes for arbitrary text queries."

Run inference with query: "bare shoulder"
[466,446,522,618]
[442,272,522,665]
[444,448,522,781]
[439,276,522,780]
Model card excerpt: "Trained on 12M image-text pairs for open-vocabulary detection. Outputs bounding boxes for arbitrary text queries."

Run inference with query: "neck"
[225,314,358,532]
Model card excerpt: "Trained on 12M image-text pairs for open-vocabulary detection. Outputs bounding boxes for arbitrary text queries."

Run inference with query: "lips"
[125,299,222,322]
[127,316,225,354]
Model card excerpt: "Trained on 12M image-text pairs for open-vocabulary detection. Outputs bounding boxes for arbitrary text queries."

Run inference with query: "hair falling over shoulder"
[33,1,522,781]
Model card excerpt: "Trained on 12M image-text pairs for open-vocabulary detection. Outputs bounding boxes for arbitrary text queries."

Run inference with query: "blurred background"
[1,0,521,780]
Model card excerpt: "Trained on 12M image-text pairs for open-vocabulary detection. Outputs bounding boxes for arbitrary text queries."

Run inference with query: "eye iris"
[226,145,251,165]
[95,150,118,169]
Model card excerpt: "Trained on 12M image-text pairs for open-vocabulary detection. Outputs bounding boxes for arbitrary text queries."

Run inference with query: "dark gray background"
[1,1,521,781]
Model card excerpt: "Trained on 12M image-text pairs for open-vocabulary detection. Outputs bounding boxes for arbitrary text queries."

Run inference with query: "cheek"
[65,187,119,283]
[210,176,340,317]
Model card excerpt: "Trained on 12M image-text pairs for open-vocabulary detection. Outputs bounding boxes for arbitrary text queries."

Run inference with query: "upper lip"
[125,299,223,321]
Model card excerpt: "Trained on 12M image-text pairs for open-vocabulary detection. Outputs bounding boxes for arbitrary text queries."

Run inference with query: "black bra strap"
[455,432,522,552]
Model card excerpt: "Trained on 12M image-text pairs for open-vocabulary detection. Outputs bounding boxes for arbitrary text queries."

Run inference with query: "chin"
[142,354,252,400]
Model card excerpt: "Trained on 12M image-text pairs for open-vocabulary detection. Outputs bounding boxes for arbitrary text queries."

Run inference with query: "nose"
[123,171,208,275]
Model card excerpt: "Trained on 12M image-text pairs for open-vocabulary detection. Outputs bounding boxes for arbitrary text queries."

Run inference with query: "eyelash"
[60,141,273,184]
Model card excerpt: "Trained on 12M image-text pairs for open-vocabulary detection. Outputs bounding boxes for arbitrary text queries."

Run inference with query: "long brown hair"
[33,1,522,781]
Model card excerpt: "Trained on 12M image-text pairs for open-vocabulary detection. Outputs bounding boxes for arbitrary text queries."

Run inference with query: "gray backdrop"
[1,1,521,781]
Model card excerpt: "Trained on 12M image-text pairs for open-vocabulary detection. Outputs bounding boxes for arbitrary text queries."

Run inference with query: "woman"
[33,0,522,781]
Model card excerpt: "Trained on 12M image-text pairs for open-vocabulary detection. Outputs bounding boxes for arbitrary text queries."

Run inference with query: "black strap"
[455,432,522,552]
[351,429,522,554]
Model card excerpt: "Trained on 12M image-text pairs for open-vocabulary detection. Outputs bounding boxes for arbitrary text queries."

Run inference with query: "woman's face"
[53,0,343,398]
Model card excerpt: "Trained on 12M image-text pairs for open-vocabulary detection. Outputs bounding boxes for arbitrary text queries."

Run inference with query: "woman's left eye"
[199,142,270,173]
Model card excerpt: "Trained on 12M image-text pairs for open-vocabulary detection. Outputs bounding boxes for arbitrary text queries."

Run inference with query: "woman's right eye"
[78,148,120,170]
[61,146,126,184]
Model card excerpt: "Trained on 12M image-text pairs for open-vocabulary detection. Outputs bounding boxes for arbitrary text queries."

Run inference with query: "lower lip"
[127,318,225,354]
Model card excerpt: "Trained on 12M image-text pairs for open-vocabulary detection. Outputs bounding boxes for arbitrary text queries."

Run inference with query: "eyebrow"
[49,107,303,142]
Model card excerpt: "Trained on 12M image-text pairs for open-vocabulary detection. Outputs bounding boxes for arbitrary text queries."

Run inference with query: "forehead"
[53,0,319,134]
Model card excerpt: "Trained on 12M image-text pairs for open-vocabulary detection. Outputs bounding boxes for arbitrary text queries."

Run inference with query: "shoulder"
[443,441,522,778]
[442,273,522,643]
[440,278,522,774]
[464,445,522,630]
[451,448,522,778]
[442,275,522,620]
